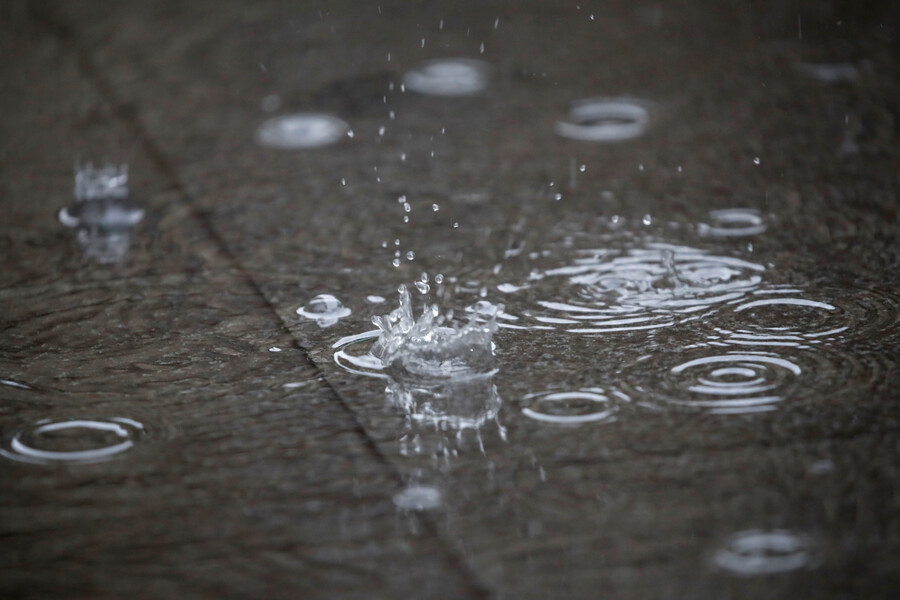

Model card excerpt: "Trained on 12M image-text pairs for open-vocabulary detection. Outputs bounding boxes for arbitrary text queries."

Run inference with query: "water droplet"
[296,294,352,328]
[753,157,761,165]
[394,238,401,246]
[432,203,439,211]
[403,202,411,213]
[400,152,407,162]
[0,418,146,464]
[392,258,401,267]
[639,163,645,171]
[379,126,386,136]
[269,347,282,352]
[579,164,586,172]
[415,280,430,294]
[435,273,445,284]
[698,208,766,238]
[453,222,459,228]
[419,272,429,283]
[255,113,349,149]
[406,251,415,260]
[393,485,442,511]
[367,295,386,304]
[341,177,347,185]
[403,215,409,223]
[642,214,652,226]
[346,129,354,138]
[553,193,562,201]
[402,59,490,96]
[389,110,396,120]
[480,42,485,53]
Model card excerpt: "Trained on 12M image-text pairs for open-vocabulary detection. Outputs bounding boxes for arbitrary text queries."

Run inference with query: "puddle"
[297,294,352,328]
[403,58,490,96]
[555,98,653,142]
[712,529,819,575]
[0,417,146,465]
[255,113,350,149]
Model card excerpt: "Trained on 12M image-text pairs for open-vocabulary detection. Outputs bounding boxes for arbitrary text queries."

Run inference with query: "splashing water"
[403,59,491,96]
[555,98,652,142]
[0,418,146,465]
[371,284,502,379]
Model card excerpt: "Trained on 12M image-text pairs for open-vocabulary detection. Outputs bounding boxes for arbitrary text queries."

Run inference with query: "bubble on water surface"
[403,58,490,96]
[698,209,766,238]
[1,418,146,465]
[522,387,628,425]
[255,113,349,149]
[297,294,351,328]
[393,485,442,510]
[712,530,819,575]
[555,98,652,142]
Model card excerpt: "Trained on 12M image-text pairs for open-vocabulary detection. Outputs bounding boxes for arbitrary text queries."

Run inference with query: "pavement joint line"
[26,5,495,596]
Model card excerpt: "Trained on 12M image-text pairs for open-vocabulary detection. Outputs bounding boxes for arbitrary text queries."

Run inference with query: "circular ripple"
[1,418,146,464]
[555,98,652,142]
[499,241,765,335]
[698,209,766,238]
[712,530,818,576]
[403,58,490,96]
[623,348,852,414]
[521,387,628,425]
[255,113,349,149]
[710,286,900,347]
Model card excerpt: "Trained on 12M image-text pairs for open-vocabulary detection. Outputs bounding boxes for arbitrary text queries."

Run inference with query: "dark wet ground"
[2,1,899,598]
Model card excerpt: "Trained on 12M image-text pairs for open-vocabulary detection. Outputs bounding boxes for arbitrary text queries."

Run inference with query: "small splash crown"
[74,163,130,201]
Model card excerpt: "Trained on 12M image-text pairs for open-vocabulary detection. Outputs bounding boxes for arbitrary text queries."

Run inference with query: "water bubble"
[296,294,352,327]
[255,113,350,149]
[402,59,491,96]
[0,418,146,465]
[522,388,628,425]
[555,98,652,142]
[393,485,442,510]
[698,209,766,237]
[712,530,818,576]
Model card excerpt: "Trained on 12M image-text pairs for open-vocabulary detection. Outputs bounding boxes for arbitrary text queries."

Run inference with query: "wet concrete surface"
[2,1,899,598]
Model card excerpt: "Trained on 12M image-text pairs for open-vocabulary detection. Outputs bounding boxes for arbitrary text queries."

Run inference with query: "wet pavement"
[2,1,899,598]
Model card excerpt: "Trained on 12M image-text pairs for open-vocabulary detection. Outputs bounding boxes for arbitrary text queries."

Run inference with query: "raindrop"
[392,258,401,267]
[432,203,439,211]
[435,273,445,284]
[579,164,586,172]
[753,157,761,165]
[255,113,349,149]
[406,251,415,261]
[642,214,652,226]
[553,193,562,201]
[0,418,146,465]
[296,294,351,327]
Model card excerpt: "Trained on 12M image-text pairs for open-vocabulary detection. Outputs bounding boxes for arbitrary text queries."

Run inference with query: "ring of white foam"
[698,209,767,237]
[554,98,650,142]
[403,59,490,96]
[255,113,350,149]
[713,529,816,575]
[1,418,145,464]
[522,388,628,424]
